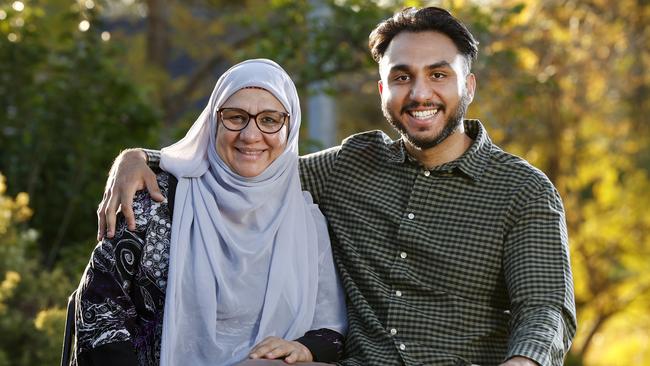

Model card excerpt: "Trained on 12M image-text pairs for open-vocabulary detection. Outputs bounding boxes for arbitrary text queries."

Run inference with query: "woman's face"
[216,88,289,177]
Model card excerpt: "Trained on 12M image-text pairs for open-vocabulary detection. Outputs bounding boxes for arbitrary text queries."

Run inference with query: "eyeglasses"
[216,108,289,134]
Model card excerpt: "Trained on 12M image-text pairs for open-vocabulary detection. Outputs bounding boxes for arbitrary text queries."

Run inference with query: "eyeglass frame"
[216,107,290,134]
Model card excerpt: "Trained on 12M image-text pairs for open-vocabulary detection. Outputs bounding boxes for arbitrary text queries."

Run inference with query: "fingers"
[249,337,277,359]
[121,194,136,231]
[249,337,287,359]
[249,337,311,363]
[104,192,120,238]
[97,148,154,238]
[144,171,165,202]
[284,350,300,364]
[97,193,108,241]
[286,342,312,363]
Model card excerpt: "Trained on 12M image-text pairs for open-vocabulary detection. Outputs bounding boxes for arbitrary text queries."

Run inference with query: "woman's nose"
[238,119,262,141]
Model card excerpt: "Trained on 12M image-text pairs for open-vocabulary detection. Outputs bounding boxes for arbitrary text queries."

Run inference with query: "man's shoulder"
[300,130,396,166]
[337,130,402,162]
[341,130,395,149]
[486,144,557,194]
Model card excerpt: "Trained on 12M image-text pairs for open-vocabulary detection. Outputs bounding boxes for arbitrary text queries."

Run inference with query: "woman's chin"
[232,163,268,178]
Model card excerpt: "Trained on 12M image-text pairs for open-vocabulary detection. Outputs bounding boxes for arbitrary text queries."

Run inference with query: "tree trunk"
[146,0,170,69]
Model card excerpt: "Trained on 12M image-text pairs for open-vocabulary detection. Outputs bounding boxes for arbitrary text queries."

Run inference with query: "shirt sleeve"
[75,192,154,365]
[76,341,139,366]
[298,146,340,204]
[295,328,345,363]
[142,148,161,170]
[503,186,577,366]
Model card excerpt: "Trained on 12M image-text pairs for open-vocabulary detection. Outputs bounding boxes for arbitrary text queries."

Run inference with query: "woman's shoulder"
[132,171,175,232]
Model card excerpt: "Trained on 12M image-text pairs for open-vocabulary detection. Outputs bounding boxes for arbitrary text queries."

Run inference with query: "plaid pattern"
[299,120,576,366]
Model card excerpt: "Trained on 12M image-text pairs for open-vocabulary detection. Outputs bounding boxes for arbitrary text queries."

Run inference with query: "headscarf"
[159,59,346,366]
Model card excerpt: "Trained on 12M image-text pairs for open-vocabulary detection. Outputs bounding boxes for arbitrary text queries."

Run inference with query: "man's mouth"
[408,109,439,120]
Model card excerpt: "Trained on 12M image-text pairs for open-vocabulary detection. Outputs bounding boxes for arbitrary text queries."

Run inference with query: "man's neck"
[404,125,474,169]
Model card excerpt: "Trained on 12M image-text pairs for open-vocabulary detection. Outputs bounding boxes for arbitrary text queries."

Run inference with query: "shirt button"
[390,328,397,335]
[400,252,407,259]
[407,213,415,219]
[423,170,430,176]
[395,290,402,297]
[399,343,406,351]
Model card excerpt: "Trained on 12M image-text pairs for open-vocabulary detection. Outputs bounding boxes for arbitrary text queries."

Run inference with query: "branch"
[578,281,650,357]
[161,26,263,128]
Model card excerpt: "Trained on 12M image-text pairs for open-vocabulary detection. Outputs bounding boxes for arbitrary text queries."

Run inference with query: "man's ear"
[465,73,476,102]
[378,79,384,96]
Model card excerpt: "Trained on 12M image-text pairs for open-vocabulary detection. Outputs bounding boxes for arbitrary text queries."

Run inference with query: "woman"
[73,59,347,366]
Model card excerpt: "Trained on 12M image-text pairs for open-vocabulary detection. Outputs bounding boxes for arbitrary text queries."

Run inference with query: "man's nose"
[409,78,434,103]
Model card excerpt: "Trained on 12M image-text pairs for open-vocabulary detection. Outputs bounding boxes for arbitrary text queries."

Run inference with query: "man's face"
[378,31,475,150]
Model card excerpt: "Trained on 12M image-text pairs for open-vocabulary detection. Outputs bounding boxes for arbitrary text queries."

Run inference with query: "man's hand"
[249,336,313,364]
[97,148,163,240]
[499,356,538,366]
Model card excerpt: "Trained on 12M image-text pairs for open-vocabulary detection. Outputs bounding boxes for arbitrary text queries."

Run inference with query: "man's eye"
[395,75,410,82]
[432,72,446,79]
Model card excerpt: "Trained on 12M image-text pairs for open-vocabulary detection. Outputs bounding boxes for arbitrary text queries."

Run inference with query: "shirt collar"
[386,119,492,181]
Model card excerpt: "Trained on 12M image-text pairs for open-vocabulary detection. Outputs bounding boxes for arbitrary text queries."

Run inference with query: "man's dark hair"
[369,7,479,70]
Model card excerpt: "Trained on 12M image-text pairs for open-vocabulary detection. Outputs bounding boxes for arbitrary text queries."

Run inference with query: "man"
[97,7,576,366]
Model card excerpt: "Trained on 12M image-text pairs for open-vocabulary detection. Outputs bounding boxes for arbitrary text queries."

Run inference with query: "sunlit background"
[1,0,649,365]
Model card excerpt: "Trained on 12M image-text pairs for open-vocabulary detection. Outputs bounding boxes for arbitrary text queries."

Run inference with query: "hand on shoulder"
[97,148,163,241]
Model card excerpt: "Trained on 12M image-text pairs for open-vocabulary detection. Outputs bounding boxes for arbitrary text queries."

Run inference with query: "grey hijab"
[159,59,347,366]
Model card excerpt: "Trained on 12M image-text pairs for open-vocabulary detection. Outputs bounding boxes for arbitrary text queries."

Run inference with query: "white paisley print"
[74,172,173,366]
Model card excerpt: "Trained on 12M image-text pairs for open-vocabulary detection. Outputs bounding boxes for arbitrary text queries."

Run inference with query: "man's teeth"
[410,109,438,119]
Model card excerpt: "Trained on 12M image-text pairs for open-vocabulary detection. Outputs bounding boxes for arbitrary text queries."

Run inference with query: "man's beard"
[382,92,471,150]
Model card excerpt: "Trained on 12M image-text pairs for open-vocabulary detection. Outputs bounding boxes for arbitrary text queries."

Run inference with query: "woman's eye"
[260,117,279,125]
[229,115,246,123]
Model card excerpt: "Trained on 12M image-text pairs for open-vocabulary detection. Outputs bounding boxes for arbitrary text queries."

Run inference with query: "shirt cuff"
[142,149,161,170]
[507,342,550,366]
[294,328,344,363]
[77,341,138,366]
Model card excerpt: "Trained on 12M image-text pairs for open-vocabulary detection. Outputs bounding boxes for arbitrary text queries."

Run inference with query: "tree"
[0,172,71,365]
[466,0,650,364]
[0,0,160,268]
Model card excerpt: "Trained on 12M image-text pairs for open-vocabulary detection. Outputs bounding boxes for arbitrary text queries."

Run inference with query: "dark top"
[73,172,343,366]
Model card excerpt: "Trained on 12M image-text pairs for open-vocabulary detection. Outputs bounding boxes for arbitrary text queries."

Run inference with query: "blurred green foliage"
[0,3,158,362]
[0,172,71,365]
[0,1,160,270]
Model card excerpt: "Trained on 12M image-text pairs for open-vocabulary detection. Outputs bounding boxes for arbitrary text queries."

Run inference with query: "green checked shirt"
[144,119,575,366]
[299,120,576,366]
